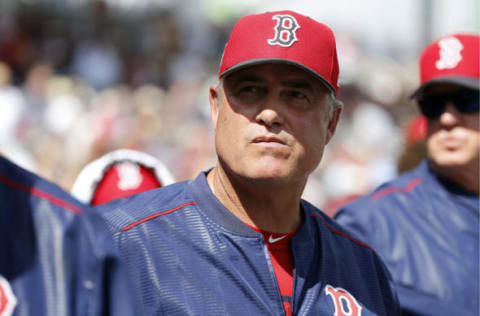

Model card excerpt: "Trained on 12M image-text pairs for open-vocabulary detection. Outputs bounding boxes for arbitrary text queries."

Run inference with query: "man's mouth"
[252,136,286,145]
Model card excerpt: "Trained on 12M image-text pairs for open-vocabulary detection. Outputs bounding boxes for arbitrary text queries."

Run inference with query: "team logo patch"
[117,162,143,190]
[0,276,17,316]
[436,36,463,70]
[268,14,300,47]
[325,285,362,316]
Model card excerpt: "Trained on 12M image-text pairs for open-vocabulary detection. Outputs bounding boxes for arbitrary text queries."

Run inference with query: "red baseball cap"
[219,10,340,95]
[90,162,162,206]
[411,33,480,98]
[71,149,175,206]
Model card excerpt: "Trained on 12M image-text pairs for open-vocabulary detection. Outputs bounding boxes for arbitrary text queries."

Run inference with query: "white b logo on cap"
[117,162,143,190]
[436,36,463,70]
[268,14,300,47]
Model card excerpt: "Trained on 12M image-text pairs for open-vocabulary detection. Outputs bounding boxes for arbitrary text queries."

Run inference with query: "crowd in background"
[1,0,428,216]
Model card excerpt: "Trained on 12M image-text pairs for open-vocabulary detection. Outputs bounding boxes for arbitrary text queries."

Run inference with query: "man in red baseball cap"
[336,33,479,316]
[96,11,400,315]
[71,149,174,206]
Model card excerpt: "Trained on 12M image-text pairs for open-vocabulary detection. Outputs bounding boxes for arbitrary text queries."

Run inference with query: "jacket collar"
[189,171,318,243]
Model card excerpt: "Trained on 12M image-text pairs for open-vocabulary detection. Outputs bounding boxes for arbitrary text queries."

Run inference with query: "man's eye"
[242,86,260,93]
[286,90,313,110]
[236,85,266,98]
[290,90,307,99]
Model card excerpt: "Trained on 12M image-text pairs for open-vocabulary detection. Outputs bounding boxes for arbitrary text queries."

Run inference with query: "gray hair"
[327,93,343,122]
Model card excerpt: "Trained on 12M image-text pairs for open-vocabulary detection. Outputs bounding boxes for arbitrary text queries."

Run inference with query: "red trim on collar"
[370,178,424,201]
[120,202,197,232]
[310,213,373,251]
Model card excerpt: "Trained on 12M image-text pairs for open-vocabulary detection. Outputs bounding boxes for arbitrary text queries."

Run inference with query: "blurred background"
[0,0,478,215]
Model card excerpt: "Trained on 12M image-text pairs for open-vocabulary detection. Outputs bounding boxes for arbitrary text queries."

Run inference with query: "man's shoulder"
[1,156,121,239]
[338,162,428,216]
[333,162,431,247]
[96,179,194,233]
[0,157,88,220]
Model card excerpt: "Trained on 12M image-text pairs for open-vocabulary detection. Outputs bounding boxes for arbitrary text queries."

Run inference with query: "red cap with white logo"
[411,33,480,98]
[71,149,175,206]
[90,162,162,206]
[219,10,340,95]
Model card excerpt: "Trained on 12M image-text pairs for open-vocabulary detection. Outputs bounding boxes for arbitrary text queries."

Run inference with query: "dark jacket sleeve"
[79,210,139,316]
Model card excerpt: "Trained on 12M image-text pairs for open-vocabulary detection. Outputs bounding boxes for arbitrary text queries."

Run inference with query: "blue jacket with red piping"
[335,160,479,316]
[97,170,400,315]
[0,156,137,316]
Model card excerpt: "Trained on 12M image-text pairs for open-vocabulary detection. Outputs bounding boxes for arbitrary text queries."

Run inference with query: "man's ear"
[209,84,220,130]
[326,106,342,145]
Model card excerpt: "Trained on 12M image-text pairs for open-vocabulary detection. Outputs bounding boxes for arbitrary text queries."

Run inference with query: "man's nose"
[438,102,461,127]
[255,96,284,127]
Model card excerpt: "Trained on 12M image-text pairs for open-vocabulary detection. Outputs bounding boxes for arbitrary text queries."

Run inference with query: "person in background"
[71,148,174,206]
[96,10,399,315]
[0,155,137,316]
[336,33,479,316]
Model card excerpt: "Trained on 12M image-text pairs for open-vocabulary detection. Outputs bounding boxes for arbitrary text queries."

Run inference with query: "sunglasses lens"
[418,97,444,118]
[419,90,479,119]
[454,90,479,113]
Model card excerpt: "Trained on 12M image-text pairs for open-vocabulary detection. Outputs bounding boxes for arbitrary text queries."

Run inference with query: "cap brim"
[220,58,336,94]
[410,76,480,99]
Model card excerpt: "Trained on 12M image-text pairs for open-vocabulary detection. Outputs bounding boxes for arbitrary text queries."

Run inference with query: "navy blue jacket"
[98,171,400,315]
[336,160,479,316]
[0,156,136,316]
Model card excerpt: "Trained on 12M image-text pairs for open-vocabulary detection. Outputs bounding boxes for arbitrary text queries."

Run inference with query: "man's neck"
[206,166,304,233]
[429,161,480,194]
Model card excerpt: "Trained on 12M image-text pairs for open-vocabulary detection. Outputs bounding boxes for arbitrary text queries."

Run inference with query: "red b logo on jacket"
[0,276,17,316]
[325,285,362,316]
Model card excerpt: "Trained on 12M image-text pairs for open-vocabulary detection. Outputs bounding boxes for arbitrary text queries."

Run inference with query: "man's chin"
[429,154,476,170]
[246,172,289,182]
[239,168,292,183]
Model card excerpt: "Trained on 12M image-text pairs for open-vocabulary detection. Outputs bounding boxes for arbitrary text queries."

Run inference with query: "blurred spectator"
[71,37,124,90]
[0,62,36,172]
[0,62,25,143]
[21,62,53,128]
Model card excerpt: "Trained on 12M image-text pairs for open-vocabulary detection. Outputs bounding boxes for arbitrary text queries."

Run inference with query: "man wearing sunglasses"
[335,33,479,316]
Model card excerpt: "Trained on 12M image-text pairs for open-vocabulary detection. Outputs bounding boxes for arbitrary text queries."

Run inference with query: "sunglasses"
[418,89,479,119]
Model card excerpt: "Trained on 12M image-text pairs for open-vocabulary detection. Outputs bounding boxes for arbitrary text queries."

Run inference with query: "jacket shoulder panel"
[97,180,195,232]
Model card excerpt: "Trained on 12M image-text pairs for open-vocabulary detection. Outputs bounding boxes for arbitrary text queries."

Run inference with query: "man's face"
[421,84,480,170]
[209,63,341,185]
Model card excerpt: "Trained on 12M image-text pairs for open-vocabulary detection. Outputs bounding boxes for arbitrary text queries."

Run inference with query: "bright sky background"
[101,0,478,58]
[202,0,478,57]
